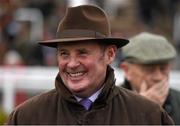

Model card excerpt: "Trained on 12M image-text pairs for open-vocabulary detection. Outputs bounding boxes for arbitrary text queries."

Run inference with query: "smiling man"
[57,42,114,98]
[6,5,173,125]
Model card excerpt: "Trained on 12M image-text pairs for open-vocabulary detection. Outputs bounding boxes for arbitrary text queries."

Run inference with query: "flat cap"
[122,32,177,64]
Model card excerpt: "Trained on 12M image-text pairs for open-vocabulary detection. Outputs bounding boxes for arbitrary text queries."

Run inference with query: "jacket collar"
[55,65,117,105]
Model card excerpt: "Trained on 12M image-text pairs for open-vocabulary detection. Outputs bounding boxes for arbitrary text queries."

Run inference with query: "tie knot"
[79,98,92,110]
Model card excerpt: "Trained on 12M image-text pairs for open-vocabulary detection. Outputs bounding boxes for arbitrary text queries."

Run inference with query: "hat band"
[57,29,107,39]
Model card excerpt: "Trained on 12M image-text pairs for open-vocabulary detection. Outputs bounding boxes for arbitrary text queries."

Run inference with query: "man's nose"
[67,57,80,68]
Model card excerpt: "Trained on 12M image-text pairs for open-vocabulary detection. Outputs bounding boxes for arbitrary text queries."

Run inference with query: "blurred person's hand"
[139,78,169,106]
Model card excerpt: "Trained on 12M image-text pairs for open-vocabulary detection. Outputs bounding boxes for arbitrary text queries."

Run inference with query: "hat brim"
[38,37,129,48]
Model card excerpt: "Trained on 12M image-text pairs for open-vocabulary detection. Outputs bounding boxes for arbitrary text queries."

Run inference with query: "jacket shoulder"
[170,88,180,97]
[168,88,180,105]
[6,89,58,124]
[18,89,58,109]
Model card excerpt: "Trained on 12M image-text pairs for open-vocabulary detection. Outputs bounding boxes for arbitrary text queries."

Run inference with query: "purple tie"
[79,98,92,110]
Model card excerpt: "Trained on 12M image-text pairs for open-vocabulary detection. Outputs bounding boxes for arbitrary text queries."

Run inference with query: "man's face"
[121,62,171,92]
[57,41,116,97]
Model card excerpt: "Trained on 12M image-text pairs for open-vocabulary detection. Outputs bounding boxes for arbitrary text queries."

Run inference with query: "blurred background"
[0,0,180,124]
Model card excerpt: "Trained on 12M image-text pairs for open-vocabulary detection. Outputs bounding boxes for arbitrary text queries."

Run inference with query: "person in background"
[3,50,25,66]
[120,32,180,124]
[6,5,173,125]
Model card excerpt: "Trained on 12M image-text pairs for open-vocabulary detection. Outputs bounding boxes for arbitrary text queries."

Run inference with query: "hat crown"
[57,5,111,38]
[38,5,129,48]
[122,32,177,64]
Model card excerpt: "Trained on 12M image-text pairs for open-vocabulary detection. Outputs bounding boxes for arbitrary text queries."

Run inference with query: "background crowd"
[1,0,180,68]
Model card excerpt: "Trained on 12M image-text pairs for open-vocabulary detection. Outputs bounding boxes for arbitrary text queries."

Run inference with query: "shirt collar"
[74,86,104,102]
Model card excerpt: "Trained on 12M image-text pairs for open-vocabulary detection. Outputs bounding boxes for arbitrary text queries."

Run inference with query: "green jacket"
[7,67,173,125]
[121,79,180,124]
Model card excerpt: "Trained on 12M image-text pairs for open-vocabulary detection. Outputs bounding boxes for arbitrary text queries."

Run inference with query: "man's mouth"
[68,72,85,77]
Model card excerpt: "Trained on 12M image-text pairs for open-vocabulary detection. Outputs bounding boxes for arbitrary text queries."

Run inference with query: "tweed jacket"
[7,67,173,125]
[121,79,180,124]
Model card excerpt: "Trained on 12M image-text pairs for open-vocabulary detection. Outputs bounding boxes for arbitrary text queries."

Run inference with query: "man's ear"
[120,62,128,73]
[106,45,117,64]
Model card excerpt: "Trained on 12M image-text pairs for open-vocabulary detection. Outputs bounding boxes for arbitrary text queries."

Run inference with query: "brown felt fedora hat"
[38,5,129,48]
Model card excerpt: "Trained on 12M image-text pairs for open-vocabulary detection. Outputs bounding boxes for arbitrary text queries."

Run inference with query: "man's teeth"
[69,72,84,77]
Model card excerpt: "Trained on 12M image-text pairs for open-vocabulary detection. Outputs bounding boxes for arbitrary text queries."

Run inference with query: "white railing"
[0,67,179,114]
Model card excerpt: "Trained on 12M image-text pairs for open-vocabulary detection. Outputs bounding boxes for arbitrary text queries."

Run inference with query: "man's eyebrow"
[58,48,67,52]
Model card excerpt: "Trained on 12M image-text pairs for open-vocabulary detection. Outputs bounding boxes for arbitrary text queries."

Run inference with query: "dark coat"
[121,79,180,124]
[6,67,173,125]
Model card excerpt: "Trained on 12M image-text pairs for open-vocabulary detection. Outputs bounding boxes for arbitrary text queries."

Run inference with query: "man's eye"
[60,52,68,56]
[80,52,86,55]
[79,50,88,55]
